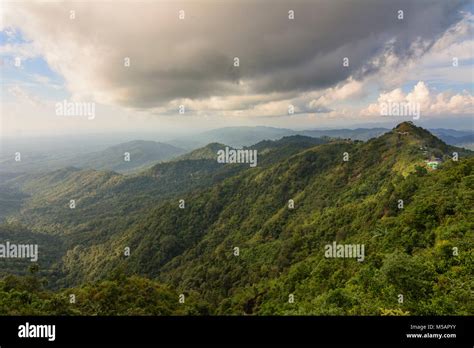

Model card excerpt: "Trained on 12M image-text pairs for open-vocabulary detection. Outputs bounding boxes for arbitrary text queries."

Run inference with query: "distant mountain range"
[1,126,472,176]
[1,140,186,174]
[69,140,186,173]
[168,126,474,149]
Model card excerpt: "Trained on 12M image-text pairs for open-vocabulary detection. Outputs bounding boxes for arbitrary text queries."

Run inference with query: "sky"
[0,0,473,138]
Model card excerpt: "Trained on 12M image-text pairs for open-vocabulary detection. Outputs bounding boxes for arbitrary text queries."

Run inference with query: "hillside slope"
[49,123,473,315]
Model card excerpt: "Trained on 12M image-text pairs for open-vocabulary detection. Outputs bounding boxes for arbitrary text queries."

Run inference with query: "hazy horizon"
[2,118,473,141]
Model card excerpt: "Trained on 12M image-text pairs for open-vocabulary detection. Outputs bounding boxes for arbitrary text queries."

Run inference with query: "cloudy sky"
[1,0,473,137]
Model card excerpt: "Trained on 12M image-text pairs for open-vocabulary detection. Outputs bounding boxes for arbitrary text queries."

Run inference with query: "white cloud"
[7,85,45,107]
[307,78,366,110]
[0,42,39,60]
[361,81,473,117]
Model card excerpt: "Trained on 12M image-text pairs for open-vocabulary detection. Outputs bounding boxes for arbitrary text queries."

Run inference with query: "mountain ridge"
[1,123,472,315]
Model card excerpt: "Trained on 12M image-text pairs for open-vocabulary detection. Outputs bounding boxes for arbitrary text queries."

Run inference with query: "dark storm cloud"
[9,0,469,108]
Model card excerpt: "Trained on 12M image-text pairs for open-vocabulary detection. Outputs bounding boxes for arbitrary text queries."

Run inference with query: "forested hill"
[0,122,472,315]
